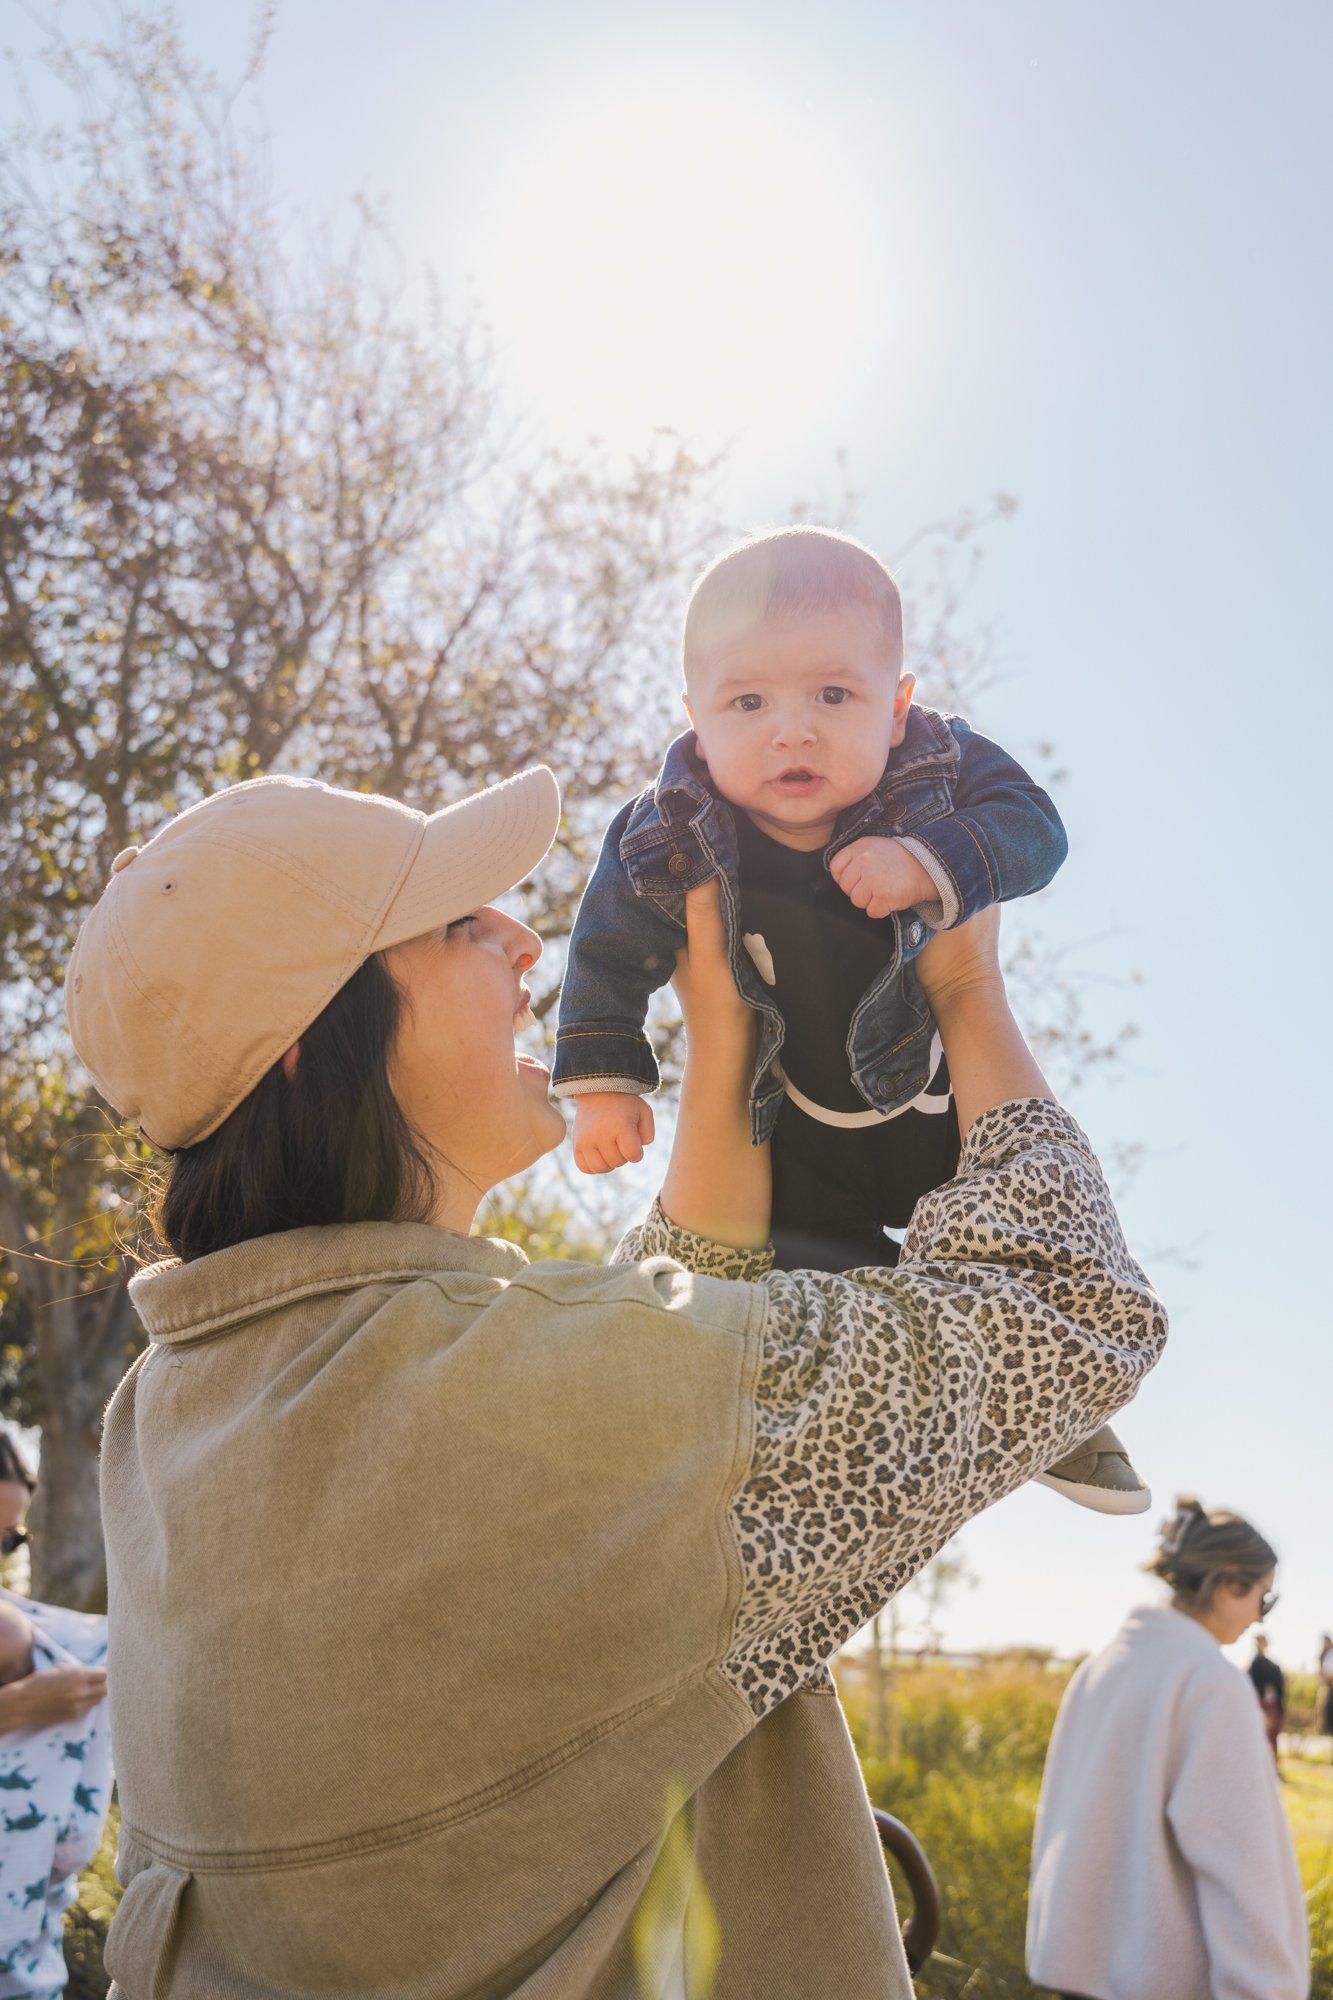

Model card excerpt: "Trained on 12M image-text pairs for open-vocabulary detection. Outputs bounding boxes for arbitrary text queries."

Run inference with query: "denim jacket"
[553,706,1067,1143]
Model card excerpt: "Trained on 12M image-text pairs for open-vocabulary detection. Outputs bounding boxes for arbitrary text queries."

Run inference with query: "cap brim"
[374,766,561,948]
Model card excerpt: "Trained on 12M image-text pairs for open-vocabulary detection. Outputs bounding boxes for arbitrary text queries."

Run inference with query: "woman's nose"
[508,915,543,971]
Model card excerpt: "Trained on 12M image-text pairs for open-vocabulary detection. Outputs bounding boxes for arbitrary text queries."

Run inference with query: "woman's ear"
[282,1042,300,1082]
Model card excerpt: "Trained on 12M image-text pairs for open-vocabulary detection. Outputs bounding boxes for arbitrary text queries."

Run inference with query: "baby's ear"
[681,691,707,762]
[890,671,916,747]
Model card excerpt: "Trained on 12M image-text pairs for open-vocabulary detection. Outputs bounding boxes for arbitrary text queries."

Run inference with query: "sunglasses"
[0,1527,29,1558]
[1259,1590,1280,1620]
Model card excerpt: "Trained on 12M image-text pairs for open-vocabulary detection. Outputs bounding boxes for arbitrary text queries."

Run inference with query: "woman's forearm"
[933,975,1053,1138]
[661,1023,771,1250]
[660,882,771,1250]
[916,908,1053,1139]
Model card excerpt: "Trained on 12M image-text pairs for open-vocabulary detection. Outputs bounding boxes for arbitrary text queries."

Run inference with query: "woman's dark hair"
[1143,1494,1278,1613]
[0,1434,36,1493]
[150,954,438,1262]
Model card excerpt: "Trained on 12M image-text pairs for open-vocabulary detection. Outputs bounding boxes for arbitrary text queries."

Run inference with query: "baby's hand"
[572,1092,656,1175]
[829,836,936,921]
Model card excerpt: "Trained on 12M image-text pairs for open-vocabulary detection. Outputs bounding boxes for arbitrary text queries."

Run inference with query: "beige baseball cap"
[66,766,561,1150]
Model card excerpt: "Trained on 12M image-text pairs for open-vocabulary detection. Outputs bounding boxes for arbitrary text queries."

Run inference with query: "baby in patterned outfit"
[556,526,1148,1515]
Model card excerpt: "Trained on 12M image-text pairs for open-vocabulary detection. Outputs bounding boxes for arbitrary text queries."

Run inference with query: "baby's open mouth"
[774,767,819,787]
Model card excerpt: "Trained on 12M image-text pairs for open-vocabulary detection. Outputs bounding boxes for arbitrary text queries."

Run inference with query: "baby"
[555,526,1147,1515]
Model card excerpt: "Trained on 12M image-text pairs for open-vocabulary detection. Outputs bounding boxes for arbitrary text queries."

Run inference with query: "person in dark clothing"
[1248,1633,1286,1766]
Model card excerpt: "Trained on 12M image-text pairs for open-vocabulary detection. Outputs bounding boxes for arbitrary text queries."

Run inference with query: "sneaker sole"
[1032,1469,1153,1516]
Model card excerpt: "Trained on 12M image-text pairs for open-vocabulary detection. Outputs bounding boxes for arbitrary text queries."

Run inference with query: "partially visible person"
[0,1605,32,1689]
[1027,1496,1308,2000]
[1319,1631,1333,1742]
[0,1589,111,1999]
[1248,1633,1286,1768]
[0,1441,104,1736]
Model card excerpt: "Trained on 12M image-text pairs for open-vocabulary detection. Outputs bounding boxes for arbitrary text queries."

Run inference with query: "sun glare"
[475,75,884,449]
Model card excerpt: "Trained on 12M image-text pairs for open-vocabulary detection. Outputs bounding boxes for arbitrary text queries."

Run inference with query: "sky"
[4,0,1330,1671]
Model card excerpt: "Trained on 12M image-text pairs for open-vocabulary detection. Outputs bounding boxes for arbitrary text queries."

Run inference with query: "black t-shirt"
[734,810,902,1114]
[1248,1654,1285,1703]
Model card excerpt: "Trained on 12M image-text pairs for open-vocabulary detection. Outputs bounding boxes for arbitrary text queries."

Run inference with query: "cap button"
[110,846,141,874]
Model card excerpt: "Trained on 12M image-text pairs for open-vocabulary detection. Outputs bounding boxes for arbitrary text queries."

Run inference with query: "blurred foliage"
[64,1796,118,2000]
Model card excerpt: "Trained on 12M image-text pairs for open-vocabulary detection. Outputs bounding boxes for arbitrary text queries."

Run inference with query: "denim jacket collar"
[649,704,961,842]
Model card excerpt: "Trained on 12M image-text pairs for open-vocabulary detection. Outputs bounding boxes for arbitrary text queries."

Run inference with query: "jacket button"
[667,852,689,878]
[884,798,905,823]
[908,920,923,946]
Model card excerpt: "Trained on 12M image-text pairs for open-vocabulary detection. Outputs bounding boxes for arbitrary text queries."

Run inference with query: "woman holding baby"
[68,591,1166,1993]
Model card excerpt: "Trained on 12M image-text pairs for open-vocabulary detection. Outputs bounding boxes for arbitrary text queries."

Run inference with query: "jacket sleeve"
[896,716,1068,929]
[621,1100,1167,1719]
[553,800,687,1098]
[1165,1669,1310,2000]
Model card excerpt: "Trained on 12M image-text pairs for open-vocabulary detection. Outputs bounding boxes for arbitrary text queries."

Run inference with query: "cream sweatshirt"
[1027,1603,1308,2000]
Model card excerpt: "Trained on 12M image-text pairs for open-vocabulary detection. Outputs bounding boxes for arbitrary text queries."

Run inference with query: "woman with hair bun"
[1026,1496,1308,2000]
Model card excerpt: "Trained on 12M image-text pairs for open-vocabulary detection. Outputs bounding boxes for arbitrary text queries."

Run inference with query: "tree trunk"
[28,1274,138,1612]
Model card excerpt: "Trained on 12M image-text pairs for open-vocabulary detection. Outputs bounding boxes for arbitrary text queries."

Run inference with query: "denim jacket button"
[908,920,923,946]
[667,852,690,878]
[883,797,906,823]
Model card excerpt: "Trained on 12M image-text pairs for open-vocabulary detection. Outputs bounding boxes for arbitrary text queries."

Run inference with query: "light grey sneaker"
[1033,1423,1151,1515]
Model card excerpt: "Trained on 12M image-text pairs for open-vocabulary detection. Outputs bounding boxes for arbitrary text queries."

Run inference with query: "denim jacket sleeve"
[896,715,1068,929]
[552,798,685,1098]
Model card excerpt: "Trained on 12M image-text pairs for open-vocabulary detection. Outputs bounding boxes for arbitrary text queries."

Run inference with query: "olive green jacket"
[101,1101,1166,1997]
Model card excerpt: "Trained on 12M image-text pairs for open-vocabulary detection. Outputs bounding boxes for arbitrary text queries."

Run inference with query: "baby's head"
[0,1602,34,1687]
[682,527,911,850]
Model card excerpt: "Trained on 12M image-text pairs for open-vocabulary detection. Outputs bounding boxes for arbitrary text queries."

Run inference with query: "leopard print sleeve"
[612,1202,775,1284]
[719,1096,1168,1718]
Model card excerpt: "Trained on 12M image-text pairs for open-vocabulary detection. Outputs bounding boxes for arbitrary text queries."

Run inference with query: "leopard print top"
[614,1098,1166,1719]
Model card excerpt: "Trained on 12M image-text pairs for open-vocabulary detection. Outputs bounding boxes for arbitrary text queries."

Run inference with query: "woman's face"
[1211,1568,1277,1647]
[0,1481,29,1540]
[383,907,565,1225]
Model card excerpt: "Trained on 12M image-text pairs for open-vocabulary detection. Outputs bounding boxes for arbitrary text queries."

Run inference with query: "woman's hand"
[915,904,1003,1020]
[660,880,770,1251]
[916,906,1054,1136]
[670,879,754,1048]
[0,1663,107,1731]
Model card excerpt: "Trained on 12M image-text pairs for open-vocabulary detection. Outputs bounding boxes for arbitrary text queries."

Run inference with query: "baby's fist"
[572,1092,656,1175]
[829,836,936,920]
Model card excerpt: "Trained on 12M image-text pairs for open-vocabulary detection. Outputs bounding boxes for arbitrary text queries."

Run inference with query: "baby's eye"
[731,693,765,712]
[818,686,850,706]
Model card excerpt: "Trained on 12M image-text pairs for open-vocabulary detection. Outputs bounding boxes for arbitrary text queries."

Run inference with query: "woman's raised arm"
[658,881,771,1252]
[914,905,1054,1135]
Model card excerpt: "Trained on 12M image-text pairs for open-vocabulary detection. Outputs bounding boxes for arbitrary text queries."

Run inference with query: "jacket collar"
[130,1221,529,1346]
[650,706,960,828]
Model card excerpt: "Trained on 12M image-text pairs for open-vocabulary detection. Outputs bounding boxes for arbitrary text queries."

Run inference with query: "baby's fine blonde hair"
[683,526,904,677]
